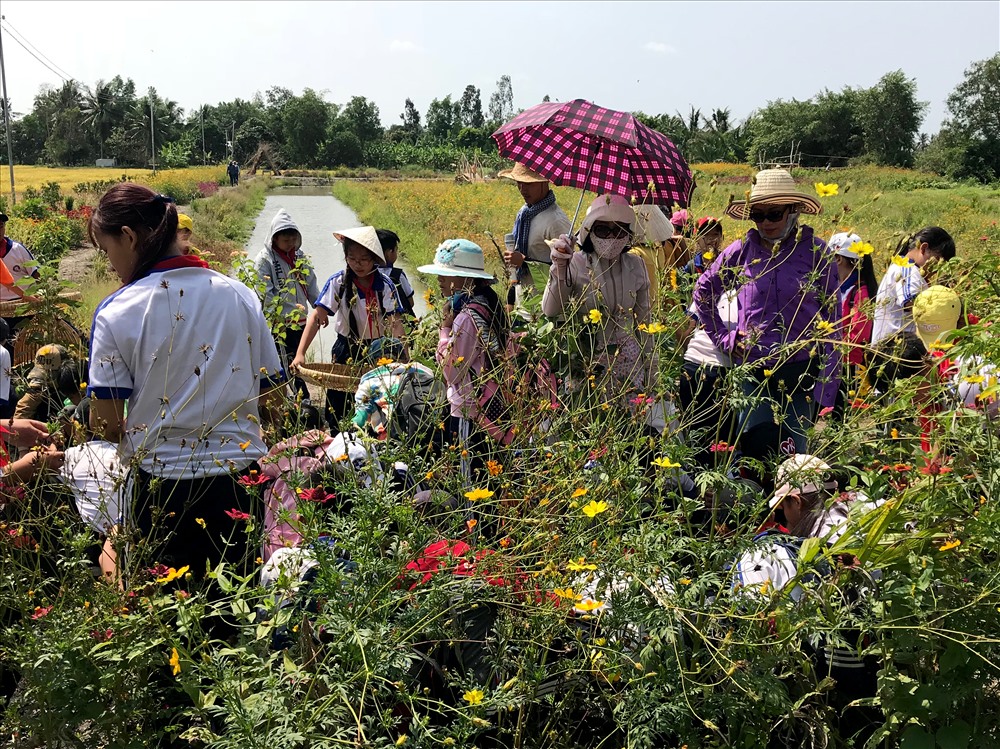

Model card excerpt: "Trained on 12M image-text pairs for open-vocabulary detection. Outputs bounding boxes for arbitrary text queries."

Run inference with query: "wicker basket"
[12,316,88,367]
[0,290,83,318]
[297,362,363,392]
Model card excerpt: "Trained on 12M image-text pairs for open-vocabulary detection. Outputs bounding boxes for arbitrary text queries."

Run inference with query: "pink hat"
[578,194,636,247]
[670,209,689,228]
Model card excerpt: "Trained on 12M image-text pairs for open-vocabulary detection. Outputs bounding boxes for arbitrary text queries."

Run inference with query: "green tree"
[82,76,135,160]
[487,75,514,127]
[282,89,331,166]
[856,70,926,167]
[459,85,485,129]
[399,98,422,144]
[425,96,461,141]
[340,96,383,146]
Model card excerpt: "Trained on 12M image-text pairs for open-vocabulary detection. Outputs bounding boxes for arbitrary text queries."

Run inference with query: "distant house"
[96,159,116,168]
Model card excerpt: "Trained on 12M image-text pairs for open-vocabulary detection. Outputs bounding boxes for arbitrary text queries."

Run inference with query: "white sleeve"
[88,307,134,400]
[0,348,9,402]
[315,274,342,314]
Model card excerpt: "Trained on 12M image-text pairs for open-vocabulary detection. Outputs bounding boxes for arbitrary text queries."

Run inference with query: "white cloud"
[643,41,678,55]
[389,39,424,53]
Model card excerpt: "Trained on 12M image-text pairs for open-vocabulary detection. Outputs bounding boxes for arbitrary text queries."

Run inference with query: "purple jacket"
[693,226,841,408]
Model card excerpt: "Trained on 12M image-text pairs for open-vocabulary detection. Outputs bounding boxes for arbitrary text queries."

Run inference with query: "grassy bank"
[333,164,1000,290]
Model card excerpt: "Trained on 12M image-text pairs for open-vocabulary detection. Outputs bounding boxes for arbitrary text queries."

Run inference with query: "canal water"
[244,185,427,360]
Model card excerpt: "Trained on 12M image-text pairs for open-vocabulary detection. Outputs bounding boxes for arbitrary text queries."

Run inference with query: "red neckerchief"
[274,248,297,268]
[354,274,380,338]
[150,254,210,273]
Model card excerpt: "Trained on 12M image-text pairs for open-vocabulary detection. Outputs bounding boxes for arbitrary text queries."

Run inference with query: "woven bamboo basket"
[297,362,363,392]
[12,316,88,367]
[0,290,83,318]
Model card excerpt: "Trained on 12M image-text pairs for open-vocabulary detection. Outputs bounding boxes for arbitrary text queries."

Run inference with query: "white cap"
[768,454,835,509]
[828,232,862,260]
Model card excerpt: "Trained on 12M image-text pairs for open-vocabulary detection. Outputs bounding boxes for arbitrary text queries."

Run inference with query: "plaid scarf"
[512,191,556,259]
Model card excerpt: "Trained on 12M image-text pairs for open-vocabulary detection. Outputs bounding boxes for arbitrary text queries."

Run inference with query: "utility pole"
[201,105,206,165]
[0,16,16,206]
[149,88,156,172]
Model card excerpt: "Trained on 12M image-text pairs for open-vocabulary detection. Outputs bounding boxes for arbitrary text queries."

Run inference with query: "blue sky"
[3,1,998,135]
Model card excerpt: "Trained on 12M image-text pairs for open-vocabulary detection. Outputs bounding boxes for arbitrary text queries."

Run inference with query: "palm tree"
[82,79,117,159]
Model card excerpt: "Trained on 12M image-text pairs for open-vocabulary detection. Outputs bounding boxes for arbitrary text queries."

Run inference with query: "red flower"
[818,406,834,417]
[91,628,113,642]
[238,470,271,487]
[920,458,953,476]
[297,487,336,503]
[850,399,870,410]
[30,606,52,620]
[225,508,251,521]
[147,564,170,578]
[588,446,609,461]
[980,235,989,241]
[709,441,735,453]
[880,463,912,473]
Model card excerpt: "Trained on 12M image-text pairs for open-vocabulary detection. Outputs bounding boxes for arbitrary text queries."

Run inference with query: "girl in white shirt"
[88,183,284,589]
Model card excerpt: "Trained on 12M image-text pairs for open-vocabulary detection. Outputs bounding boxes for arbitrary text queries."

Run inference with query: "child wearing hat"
[175,214,200,257]
[871,227,956,344]
[292,226,405,427]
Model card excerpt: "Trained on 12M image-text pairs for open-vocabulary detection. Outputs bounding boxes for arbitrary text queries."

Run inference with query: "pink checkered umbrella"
[491,98,694,208]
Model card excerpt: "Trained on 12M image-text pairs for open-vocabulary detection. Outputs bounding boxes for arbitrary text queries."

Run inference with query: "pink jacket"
[840,284,873,366]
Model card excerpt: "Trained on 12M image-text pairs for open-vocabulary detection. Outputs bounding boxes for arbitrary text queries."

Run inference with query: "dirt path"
[57,244,99,285]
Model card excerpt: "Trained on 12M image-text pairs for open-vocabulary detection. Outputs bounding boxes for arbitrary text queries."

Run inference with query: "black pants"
[277,326,309,399]
[678,360,738,468]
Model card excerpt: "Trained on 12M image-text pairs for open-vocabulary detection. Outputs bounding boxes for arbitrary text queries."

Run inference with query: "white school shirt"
[871,259,926,344]
[88,262,284,479]
[0,239,37,301]
[315,270,402,340]
[59,441,127,534]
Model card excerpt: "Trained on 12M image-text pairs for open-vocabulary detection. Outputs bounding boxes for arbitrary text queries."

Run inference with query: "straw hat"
[725,169,822,220]
[768,454,835,509]
[334,226,385,263]
[497,162,549,184]
[578,194,637,247]
[417,239,496,281]
[913,285,961,350]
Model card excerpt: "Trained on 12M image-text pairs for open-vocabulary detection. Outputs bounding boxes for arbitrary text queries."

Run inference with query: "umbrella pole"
[564,142,601,286]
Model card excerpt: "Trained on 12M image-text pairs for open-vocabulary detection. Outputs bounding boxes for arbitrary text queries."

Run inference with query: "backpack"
[463,300,559,445]
[388,366,450,450]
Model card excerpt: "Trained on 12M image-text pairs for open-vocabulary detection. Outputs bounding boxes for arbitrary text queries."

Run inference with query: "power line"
[0,22,70,84]
[1,19,74,82]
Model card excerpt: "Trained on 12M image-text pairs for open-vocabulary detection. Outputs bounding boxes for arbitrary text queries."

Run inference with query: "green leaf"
[939,643,970,674]
[798,537,822,564]
[900,725,935,749]
[936,721,971,749]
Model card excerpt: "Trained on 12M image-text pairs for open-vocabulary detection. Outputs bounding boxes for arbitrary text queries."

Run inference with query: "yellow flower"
[169,647,181,676]
[486,460,503,476]
[585,309,603,324]
[554,587,578,600]
[462,689,485,706]
[679,578,692,585]
[464,488,495,502]
[702,250,715,262]
[455,356,465,364]
[670,268,678,291]
[79,381,88,391]
[814,182,839,197]
[571,487,588,499]
[939,539,961,552]
[575,599,604,612]
[964,374,986,384]
[396,736,409,746]
[582,500,609,518]
[376,357,394,366]
[763,369,774,377]
[424,471,434,480]
[156,565,190,584]
[195,518,206,529]
[239,440,251,451]
[891,255,910,267]
[567,557,597,572]
[890,428,899,439]
[643,322,667,334]
[815,320,836,335]
[853,241,875,257]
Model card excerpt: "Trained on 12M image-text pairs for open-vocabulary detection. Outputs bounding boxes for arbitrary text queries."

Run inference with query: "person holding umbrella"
[498,163,571,307]
[543,194,656,395]
[693,169,840,464]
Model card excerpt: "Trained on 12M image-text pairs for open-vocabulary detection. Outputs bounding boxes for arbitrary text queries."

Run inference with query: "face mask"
[772,212,800,243]
[592,235,630,260]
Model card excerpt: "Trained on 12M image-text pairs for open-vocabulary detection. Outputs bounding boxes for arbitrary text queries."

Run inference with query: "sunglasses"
[748,207,789,223]
[591,223,631,239]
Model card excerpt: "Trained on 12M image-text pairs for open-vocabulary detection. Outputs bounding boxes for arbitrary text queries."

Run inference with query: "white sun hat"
[768,454,836,509]
[417,239,496,281]
[334,225,385,263]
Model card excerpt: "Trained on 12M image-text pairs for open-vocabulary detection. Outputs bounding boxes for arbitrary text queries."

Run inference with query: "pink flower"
[818,406,834,417]
[238,471,271,487]
[709,441,735,453]
[30,606,52,620]
[225,508,251,521]
[91,628,113,642]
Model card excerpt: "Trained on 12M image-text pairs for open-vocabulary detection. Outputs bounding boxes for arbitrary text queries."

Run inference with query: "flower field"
[2,164,1000,747]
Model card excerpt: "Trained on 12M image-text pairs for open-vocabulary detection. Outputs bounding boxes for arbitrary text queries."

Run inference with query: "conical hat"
[725,169,822,220]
